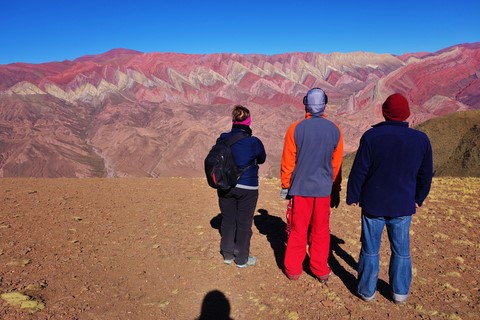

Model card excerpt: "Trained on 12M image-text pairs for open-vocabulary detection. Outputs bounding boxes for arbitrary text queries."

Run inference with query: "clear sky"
[1,0,479,65]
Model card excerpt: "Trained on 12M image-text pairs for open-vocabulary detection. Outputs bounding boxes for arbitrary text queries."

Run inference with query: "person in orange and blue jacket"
[280,88,344,282]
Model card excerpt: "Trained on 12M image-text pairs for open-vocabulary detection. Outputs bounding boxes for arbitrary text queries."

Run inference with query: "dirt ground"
[0,177,479,320]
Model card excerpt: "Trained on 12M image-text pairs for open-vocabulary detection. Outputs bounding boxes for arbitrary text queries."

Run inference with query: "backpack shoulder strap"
[224,132,249,146]
[226,132,256,176]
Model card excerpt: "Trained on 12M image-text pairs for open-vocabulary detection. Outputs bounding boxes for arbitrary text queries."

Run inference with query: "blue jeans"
[357,212,412,300]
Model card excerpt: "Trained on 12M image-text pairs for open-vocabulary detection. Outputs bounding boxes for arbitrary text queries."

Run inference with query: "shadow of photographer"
[197,290,232,320]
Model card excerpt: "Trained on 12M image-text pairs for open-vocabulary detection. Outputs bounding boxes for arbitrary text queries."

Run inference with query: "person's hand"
[280,188,289,200]
[330,191,340,208]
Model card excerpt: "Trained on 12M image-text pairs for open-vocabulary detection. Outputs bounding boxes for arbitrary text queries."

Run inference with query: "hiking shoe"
[236,256,256,268]
[358,292,375,302]
[223,259,234,265]
[285,272,301,280]
[392,292,408,304]
[318,272,332,283]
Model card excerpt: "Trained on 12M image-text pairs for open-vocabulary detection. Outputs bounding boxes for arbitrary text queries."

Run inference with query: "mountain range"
[0,43,479,178]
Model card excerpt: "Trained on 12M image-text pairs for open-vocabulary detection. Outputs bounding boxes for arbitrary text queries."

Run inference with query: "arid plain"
[1,176,478,319]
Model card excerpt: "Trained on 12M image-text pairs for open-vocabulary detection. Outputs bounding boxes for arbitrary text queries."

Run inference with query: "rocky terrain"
[0,177,479,319]
[1,43,479,178]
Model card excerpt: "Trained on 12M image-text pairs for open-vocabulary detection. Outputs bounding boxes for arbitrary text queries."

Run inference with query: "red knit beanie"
[382,93,411,121]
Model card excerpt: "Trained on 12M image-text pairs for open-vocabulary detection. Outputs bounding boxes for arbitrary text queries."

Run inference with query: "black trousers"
[218,187,259,265]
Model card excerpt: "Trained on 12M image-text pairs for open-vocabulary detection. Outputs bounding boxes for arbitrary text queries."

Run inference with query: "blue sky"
[1,0,479,64]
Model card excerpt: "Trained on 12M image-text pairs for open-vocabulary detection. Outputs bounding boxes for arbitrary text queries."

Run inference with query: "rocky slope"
[0,43,479,177]
[416,110,480,177]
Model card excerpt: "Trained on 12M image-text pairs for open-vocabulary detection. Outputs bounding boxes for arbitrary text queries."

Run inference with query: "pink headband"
[233,116,251,126]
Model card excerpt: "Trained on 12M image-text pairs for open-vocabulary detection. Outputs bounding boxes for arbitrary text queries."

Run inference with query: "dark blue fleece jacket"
[346,121,433,217]
[218,126,266,188]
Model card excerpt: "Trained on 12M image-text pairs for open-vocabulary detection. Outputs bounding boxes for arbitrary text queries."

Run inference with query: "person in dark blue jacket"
[217,105,266,268]
[347,93,433,304]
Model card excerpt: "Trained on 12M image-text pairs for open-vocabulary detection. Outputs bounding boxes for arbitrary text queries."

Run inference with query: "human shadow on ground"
[210,213,222,236]
[328,234,358,294]
[253,208,287,269]
[329,233,392,300]
[253,209,351,282]
[197,290,232,320]
[217,208,391,300]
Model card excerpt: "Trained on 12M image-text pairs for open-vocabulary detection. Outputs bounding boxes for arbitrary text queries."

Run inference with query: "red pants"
[284,195,331,278]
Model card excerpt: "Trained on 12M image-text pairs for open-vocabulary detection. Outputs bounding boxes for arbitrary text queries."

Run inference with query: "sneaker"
[285,273,301,280]
[392,292,408,304]
[223,259,234,265]
[318,272,332,283]
[358,292,375,302]
[236,256,256,268]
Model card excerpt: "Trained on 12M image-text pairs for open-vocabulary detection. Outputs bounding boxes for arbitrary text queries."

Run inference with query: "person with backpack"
[213,105,266,268]
[280,88,344,282]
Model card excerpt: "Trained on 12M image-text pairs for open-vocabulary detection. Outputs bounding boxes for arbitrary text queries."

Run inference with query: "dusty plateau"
[0,177,479,319]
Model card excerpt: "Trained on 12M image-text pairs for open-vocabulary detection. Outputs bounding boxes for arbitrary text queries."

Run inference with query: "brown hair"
[232,105,250,122]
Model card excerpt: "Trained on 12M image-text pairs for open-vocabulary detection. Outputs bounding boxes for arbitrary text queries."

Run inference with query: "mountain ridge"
[0,43,479,178]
